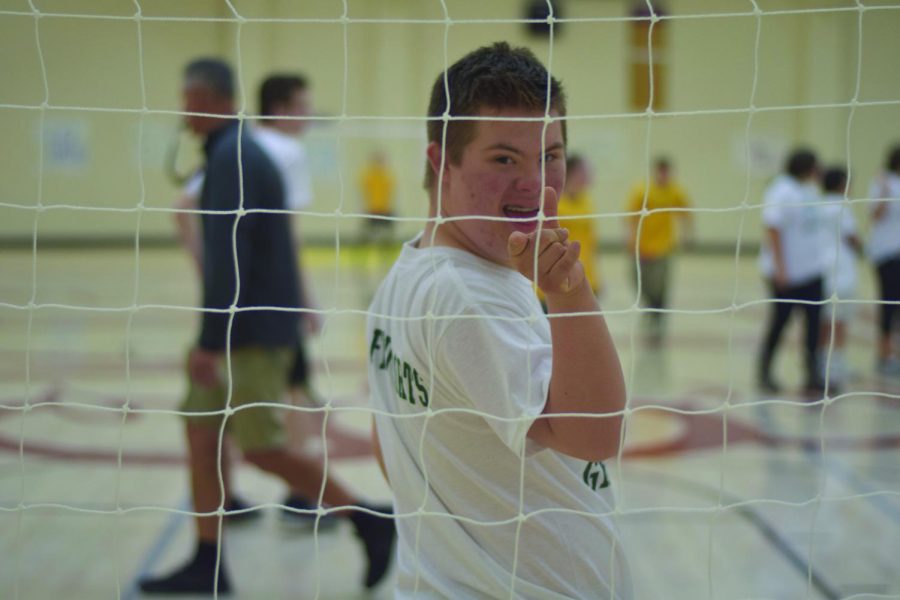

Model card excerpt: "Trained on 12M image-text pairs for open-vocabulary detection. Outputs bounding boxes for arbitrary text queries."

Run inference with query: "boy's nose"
[515,163,545,194]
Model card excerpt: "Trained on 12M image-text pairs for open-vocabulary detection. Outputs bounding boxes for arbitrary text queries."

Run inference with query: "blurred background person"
[168,59,256,524]
[868,144,900,377]
[140,58,394,595]
[625,156,693,346]
[757,148,826,396]
[818,166,863,387]
[559,154,602,296]
[358,149,397,294]
[253,73,334,527]
[359,149,396,243]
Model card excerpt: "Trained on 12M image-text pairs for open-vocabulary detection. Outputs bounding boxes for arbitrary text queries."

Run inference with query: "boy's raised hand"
[507,187,586,297]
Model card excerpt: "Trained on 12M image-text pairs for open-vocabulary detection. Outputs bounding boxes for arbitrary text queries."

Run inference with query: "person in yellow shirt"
[625,157,693,345]
[558,154,601,295]
[358,150,397,293]
[360,150,396,245]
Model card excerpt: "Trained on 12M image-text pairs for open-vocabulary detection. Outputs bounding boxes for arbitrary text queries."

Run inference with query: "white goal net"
[1,1,899,599]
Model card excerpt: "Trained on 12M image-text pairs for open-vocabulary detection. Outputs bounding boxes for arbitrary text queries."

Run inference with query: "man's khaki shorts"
[180,346,294,451]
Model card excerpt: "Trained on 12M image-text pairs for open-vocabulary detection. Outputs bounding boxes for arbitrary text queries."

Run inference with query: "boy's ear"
[426,141,448,182]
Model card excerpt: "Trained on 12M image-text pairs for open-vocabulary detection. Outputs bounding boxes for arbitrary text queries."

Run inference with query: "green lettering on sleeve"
[582,461,610,491]
[379,335,393,370]
[403,362,416,405]
[413,369,430,407]
[369,328,383,361]
[371,328,431,408]
[395,356,407,400]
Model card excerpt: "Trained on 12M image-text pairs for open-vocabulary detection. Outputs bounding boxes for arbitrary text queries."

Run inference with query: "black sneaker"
[225,495,261,525]
[350,504,396,589]
[877,357,900,378]
[139,559,232,595]
[803,379,831,399]
[279,495,338,530]
[758,376,781,395]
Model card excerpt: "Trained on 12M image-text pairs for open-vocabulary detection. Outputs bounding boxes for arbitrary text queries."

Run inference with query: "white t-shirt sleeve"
[761,182,786,228]
[437,304,552,455]
[868,176,891,219]
[841,207,858,237]
[869,177,889,200]
[182,170,205,199]
[286,144,313,210]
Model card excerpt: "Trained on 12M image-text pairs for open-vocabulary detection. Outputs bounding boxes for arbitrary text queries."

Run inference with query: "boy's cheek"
[546,171,565,197]
[464,171,509,201]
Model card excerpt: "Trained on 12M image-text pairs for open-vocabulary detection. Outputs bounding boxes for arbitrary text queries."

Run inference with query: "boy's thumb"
[541,186,559,229]
[507,231,528,257]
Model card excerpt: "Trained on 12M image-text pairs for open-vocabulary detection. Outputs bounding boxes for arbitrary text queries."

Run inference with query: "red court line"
[2,396,897,466]
[0,425,372,466]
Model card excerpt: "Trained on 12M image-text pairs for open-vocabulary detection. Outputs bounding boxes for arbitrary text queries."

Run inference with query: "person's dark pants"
[758,277,824,388]
[634,256,671,336]
[876,254,900,340]
[288,339,310,386]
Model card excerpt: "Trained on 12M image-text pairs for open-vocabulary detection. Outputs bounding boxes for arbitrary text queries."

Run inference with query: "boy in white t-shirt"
[757,148,827,396]
[253,74,314,213]
[254,73,336,526]
[818,167,863,385]
[868,145,900,377]
[367,42,631,599]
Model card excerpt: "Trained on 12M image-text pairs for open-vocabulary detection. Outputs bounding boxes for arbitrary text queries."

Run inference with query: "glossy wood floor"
[1,246,898,599]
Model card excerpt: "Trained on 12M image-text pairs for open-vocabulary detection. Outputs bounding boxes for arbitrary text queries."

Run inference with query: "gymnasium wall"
[1,0,898,248]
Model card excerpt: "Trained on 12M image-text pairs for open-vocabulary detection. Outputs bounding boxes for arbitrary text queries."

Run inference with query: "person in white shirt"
[169,72,333,529]
[253,75,314,212]
[173,170,205,274]
[818,167,863,385]
[253,73,337,525]
[757,148,827,396]
[868,145,900,377]
[367,42,631,599]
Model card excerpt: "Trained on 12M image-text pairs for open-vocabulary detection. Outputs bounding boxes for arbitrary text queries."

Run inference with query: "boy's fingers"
[569,239,582,262]
[537,228,569,256]
[538,242,568,274]
[548,241,580,276]
[543,239,580,279]
[549,241,582,291]
[510,228,570,274]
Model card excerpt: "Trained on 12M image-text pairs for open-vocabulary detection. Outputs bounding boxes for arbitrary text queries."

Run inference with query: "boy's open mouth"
[503,205,541,232]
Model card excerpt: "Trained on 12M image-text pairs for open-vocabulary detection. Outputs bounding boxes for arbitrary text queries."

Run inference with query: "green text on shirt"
[370,328,430,407]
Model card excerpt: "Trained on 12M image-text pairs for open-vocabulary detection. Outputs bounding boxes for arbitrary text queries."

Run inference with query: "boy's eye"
[494,156,514,165]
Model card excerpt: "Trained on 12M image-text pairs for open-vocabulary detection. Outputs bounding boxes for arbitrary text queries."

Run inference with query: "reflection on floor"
[1,247,898,599]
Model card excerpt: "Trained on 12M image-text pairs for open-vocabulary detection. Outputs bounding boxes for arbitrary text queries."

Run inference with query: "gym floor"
[1,245,898,599]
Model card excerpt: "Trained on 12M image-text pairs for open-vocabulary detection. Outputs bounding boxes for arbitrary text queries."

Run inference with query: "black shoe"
[803,379,831,399]
[225,495,261,524]
[758,376,781,394]
[279,495,338,530]
[350,504,396,589]
[139,558,232,595]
